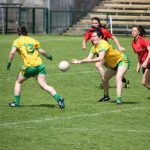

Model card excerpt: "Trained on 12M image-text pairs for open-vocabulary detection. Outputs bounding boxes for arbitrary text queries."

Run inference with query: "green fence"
[0,7,107,34]
[0,7,48,34]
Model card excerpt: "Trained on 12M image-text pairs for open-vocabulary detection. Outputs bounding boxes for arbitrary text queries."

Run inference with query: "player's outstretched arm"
[38,48,53,61]
[7,47,17,70]
[112,35,125,51]
[71,51,105,64]
[82,39,87,50]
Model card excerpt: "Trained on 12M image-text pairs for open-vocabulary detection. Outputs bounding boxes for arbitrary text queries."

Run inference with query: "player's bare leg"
[9,72,28,107]
[116,66,128,104]
[36,74,65,109]
[95,61,106,88]
[142,69,150,90]
[98,68,115,102]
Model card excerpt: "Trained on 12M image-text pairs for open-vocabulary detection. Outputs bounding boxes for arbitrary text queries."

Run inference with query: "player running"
[7,25,65,109]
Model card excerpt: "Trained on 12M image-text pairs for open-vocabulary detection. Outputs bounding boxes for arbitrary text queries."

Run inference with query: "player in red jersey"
[82,17,129,88]
[132,25,150,90]
[82,17,124,52]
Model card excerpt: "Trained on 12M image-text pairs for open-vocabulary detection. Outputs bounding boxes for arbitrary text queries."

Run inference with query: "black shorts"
[142,64,150,74]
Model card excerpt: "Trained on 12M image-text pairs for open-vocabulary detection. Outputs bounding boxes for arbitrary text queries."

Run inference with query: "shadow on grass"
[146,97,150,100]
[96,85,130,89]
[110,101,140,105]
[96,85,116,89]
[21,104,56,108]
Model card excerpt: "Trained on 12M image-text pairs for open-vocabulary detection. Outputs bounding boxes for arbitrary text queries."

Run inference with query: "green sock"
[53,93,61,102]
[14,95,20,105]
[116,96,121,100]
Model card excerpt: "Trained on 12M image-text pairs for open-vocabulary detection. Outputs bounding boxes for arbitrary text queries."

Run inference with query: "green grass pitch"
[0,34,150,150]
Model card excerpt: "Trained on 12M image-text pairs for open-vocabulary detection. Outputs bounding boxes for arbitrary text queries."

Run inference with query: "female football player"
[131,25,150,90]
[7,25,65,109]
[82,17,129,88]
[72,30,130,104]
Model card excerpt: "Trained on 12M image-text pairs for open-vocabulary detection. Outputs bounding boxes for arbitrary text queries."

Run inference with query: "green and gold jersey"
[12,36,42,67]
[90,39,123,68]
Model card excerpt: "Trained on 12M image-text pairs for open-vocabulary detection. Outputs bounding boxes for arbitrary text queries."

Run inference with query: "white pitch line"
[111,129,150,134]
[0,107,146,127]
[24,127,150,134]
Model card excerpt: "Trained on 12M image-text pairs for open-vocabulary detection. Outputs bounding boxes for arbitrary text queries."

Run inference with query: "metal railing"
[0,7,48,34]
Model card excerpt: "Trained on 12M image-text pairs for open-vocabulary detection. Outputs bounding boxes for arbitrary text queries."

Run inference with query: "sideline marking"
[0,107,146,127]
[24,127,150,134]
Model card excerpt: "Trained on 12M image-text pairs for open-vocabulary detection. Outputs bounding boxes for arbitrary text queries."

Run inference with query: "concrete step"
[63,0,150,35]
[111,0,150,3]
[64,27,150,36]
[92,8,150,15]
[84,14,150,21]
[79,20,150,25]
[103,3,150,8]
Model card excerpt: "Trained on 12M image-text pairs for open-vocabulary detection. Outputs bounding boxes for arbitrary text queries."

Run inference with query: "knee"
[38,81,46,89]
[116,76,122,82]
[102,75,107,82]
[15,79,22,84]
[95,63,99,69]
[41,84,47,90]
[95,62,102,69]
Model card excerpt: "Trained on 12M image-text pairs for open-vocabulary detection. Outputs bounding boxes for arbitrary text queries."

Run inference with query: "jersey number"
[24,44,34,54]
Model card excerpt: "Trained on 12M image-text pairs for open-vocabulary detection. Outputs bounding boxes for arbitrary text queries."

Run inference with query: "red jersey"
[132,36,150,64]
[84,27,112,44]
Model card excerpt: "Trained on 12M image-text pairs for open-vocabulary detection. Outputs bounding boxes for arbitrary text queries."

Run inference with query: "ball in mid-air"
[58,60,70,72]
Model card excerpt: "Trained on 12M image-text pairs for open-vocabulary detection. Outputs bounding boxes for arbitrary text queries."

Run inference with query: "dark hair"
[92,17,103,28]
[93,29,104,38]
[17,25,28,36]
[132,25,146,37]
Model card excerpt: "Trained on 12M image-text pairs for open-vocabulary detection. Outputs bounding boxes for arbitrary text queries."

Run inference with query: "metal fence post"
[49,10,51,34]
[1,8,5,34]
[5,7,8,33]
[45,8,48,34]
[32,8,35,34]
[18,6,21,26]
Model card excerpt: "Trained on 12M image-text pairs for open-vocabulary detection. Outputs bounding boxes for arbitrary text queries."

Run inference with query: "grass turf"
[0,35,150,150]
